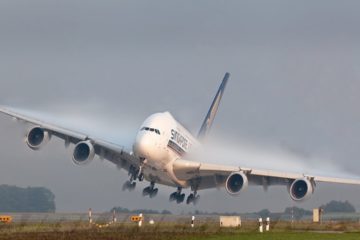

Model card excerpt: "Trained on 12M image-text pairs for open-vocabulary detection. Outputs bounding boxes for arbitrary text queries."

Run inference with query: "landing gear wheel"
[142,186,151,196]
[186,194,194,205]
[176,193,185,204]
[169,192,177,202]
[129,182,136,191]
[143,182,158,198]
[138,173,144,182]
[187,190,200,205]
[123,181,136,191]
[150,188,158,198]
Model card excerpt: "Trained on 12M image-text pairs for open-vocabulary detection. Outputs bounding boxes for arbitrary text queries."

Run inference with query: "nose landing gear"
[123,164,144,191]
[128,165,144,182]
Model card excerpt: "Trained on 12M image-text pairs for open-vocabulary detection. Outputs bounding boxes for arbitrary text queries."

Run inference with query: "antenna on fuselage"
[197,72,230,140]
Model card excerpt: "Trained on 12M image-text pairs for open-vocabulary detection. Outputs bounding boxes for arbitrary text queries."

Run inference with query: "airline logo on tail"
[197,73,230,140]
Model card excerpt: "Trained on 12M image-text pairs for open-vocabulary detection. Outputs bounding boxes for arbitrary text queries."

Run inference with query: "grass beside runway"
[203,232,360,240]
[0,221,359,240]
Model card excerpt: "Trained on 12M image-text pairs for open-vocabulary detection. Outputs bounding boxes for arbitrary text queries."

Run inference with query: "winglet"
[197,73,230,140]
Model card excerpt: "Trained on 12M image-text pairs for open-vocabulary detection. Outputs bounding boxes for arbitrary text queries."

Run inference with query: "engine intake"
[26,127,50,150]
[225,172,249,196]
[73,141,95,165]
[289,178,314,202]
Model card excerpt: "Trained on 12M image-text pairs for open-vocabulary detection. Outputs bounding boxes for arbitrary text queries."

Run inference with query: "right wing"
[0,106,140,173]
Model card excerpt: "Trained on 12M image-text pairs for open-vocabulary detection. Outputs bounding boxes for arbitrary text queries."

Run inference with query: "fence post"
[138,213,143,227]
[89,208,93,224]
[113,209,117,223]
[258,218,263,233]
[191,216,195,228]
[266,217,270,231]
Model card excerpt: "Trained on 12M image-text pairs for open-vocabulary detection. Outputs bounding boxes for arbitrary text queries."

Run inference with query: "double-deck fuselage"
[133,112,199,188]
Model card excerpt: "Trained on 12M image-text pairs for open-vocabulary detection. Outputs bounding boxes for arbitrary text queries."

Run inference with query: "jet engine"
[26,127,50,150]
[289,178,314,202]
[225,172,249,196]
[72,141,95,165]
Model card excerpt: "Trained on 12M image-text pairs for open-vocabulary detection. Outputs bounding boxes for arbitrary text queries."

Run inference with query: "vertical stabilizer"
[197,73,230,140]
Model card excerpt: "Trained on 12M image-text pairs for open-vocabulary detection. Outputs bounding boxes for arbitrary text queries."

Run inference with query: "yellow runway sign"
[0,216,12,224]
[131,216,143,222]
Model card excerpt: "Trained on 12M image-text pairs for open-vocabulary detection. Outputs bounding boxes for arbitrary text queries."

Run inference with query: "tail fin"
[197,73,230,140]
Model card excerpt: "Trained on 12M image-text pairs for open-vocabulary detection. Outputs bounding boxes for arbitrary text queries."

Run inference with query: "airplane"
[1,73,360,205]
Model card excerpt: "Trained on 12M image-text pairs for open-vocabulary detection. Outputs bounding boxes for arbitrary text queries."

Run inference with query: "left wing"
[0,106,140,173]
[173,159,360,200]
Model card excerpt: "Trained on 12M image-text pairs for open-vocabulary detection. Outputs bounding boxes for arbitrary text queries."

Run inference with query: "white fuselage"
[133,112,199,188]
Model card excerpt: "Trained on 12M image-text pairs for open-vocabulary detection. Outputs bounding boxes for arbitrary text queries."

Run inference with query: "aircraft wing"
[0,106,140,172]
[173,159,360,190]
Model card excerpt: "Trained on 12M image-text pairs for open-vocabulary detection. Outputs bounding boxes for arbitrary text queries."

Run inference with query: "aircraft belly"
[143,154,188,188]
[143,166,176,187]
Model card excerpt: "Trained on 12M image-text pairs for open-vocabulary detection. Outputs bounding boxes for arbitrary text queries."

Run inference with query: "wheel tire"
[169,192,177,202]
[186,194,194,205]
[181,193,185,201]
[129,182,136,191]
[150,188,158,198]
[177,193,185,204]
[142,187,150,196]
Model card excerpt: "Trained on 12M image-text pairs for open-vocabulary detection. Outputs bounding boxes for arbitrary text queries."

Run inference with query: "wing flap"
[173,159,238,180]
[312,176,360,185]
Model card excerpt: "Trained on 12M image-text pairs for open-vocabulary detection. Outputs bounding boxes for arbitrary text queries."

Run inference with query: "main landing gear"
[169,187,200,205]
[186,191,200,205]
[122,164,144,191]
[142,182,158,198]
[169,187,186,204]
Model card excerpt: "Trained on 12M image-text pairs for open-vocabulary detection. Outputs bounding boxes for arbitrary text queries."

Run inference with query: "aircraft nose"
[134,133,153,158]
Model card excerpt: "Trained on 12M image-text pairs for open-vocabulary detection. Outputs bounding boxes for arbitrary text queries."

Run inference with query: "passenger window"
[155,129,160,135]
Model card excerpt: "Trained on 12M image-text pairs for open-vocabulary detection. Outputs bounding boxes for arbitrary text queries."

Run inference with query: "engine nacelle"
[225,172,249,196]
[289,178,314,202]
[72,141,95,166]
[26,127,50,150]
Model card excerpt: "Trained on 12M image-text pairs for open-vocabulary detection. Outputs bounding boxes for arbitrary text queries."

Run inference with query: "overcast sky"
[0,0,360,214]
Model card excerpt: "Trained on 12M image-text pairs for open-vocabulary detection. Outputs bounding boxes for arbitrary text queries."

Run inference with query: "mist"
[190,137,360,179]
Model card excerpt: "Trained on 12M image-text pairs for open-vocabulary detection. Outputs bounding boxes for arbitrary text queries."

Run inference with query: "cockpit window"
[141,127,161,135]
